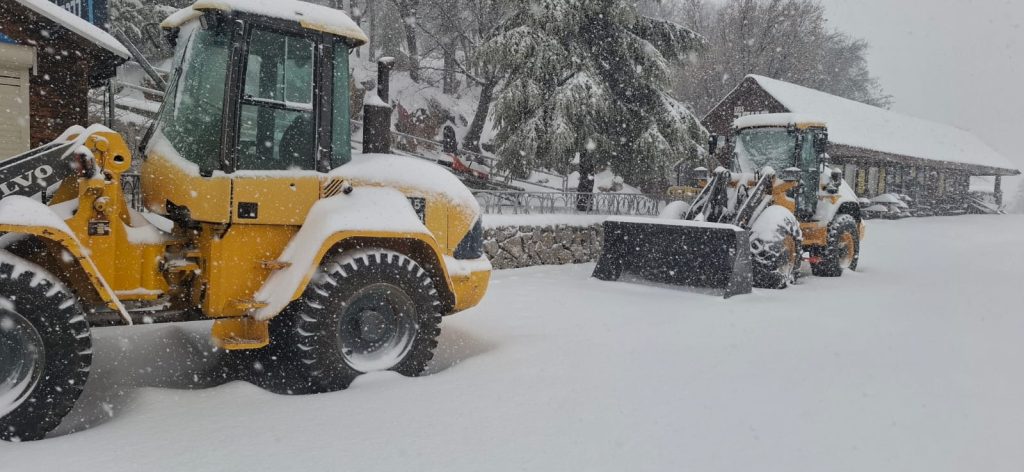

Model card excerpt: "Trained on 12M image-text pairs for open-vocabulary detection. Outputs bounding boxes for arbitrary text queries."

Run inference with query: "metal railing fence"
[473,190,670,216]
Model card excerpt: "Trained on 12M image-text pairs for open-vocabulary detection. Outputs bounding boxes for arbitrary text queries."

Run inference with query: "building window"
[844,164,857,186]
[856,167,867,195]
[878,167,887,194]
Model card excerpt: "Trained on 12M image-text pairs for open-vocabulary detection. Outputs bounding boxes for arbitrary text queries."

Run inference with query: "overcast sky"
[817,0,1024,171]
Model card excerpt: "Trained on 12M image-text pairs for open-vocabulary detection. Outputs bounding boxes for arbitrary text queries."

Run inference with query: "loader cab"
[142,4,367,224]
[732,117,829,220]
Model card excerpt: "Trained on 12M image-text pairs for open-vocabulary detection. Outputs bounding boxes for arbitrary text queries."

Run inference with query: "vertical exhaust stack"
[363,57,396,154]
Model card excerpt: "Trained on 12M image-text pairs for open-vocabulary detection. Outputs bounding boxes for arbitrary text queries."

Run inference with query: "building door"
[0,43,34,160]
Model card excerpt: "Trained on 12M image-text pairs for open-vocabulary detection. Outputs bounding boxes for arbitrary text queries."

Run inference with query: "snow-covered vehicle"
[862,193,912,219]
[0,0,490,441]
[594,113,864,294]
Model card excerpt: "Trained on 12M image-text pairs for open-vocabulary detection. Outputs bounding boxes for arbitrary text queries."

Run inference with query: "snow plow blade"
[592,217,752,298]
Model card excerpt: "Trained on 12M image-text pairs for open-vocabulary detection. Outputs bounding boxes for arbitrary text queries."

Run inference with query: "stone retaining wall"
[483,224,604,270]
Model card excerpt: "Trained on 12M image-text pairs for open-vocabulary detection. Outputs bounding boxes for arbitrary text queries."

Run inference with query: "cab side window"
[237,29,315,170]
[331,41,352,168]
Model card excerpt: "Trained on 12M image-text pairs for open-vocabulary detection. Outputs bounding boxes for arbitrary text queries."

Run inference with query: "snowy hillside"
[4,216,1024,471]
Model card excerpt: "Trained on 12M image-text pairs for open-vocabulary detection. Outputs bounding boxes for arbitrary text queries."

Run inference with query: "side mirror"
[825,167,843,194]
[814,133,829,155]
[708,135,719,156]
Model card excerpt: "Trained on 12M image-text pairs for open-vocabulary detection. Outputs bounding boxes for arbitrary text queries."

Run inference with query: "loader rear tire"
[262,248,442,394]
[0,254,90,442]
[811,214,860,277]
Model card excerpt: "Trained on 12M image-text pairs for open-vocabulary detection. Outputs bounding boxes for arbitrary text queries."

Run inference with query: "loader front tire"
[750,206,802,289]
[811,214,860,277]
[264,248,442,394]
[0,254,90,442]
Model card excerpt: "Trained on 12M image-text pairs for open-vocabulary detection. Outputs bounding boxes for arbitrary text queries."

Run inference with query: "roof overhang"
[829,143,1021,177]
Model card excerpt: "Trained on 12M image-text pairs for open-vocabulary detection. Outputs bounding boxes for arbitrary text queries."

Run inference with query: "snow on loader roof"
[745,75,1018,173]
[733,113,826,130]
[161,0,368,45]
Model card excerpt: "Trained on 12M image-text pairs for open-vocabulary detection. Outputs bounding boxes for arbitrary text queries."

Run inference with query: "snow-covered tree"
[649,0,891,115]
[479,0,708,193]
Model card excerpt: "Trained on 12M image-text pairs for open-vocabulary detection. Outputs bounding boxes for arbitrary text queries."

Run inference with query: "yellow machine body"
[1,128,489,350]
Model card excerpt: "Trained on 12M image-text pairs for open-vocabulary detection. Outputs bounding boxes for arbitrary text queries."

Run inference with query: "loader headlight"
[454,218,484,260]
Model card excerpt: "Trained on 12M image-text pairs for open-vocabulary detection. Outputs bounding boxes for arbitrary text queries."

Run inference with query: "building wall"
[703,78,789,137]
[28,48,92,146]
[0,5,102,148]
[0,42,34,157]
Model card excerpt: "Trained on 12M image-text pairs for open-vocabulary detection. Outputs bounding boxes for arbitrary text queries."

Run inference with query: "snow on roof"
[746,75,1018,173]
[733,113,825,130]
[14,0,130,59]
[164,0,368,45]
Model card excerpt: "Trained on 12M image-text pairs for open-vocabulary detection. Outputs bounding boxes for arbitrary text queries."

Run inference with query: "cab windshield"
[152,24,231,170]
[734,127,796,173]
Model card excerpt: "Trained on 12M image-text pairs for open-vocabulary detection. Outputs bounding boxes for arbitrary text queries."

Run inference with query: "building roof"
[14,0,129,59]
[162,0,368,46]
[743,75,1019,175]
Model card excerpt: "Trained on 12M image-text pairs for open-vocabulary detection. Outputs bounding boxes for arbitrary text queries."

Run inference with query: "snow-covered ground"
[3,215,1024,471]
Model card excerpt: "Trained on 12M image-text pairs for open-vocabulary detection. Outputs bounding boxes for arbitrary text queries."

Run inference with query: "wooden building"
[703,75,1021,214]
[0,0,128,157]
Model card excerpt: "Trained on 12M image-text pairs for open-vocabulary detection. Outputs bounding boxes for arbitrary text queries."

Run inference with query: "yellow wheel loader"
[0,0,490,441]
[593,113,864,296]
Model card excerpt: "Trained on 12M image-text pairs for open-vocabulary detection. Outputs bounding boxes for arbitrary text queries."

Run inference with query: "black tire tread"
[254,249,442,395]
[0,255,90,442]
[811,213,860,277]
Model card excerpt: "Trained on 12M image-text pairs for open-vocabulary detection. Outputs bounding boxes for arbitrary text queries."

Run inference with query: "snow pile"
[749,205,800,243]
[748,75,1019,172]
[607,215,744,231]
[5,216,1024,470]
[336,153,480,212]
[566,169,642,194]
[442,255,492,278]
[0,196,76,235]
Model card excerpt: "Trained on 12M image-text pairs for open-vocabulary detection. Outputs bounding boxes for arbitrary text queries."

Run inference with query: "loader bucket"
[592,217,752,298]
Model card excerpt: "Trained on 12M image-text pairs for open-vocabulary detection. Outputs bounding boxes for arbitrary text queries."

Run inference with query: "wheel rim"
[0,309,44,418]
[337,284,418,373]
[839,232,855,268]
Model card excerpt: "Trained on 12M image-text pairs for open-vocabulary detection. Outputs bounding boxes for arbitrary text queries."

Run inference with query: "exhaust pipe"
[363,58,395,154]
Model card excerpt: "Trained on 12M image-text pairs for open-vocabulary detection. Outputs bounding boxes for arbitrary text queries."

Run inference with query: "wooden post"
[995,175,1003,207]
[106,80,115,128]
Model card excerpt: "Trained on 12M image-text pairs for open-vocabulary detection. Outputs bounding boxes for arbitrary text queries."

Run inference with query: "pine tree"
[478,0,708,193]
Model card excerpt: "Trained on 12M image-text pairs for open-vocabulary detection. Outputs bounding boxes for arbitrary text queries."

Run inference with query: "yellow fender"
[250,187,455,321]
[0,196,130,323]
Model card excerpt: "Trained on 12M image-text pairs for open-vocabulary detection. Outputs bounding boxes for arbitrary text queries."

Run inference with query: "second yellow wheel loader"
[593,113,865,296]
[0,0,490,441]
